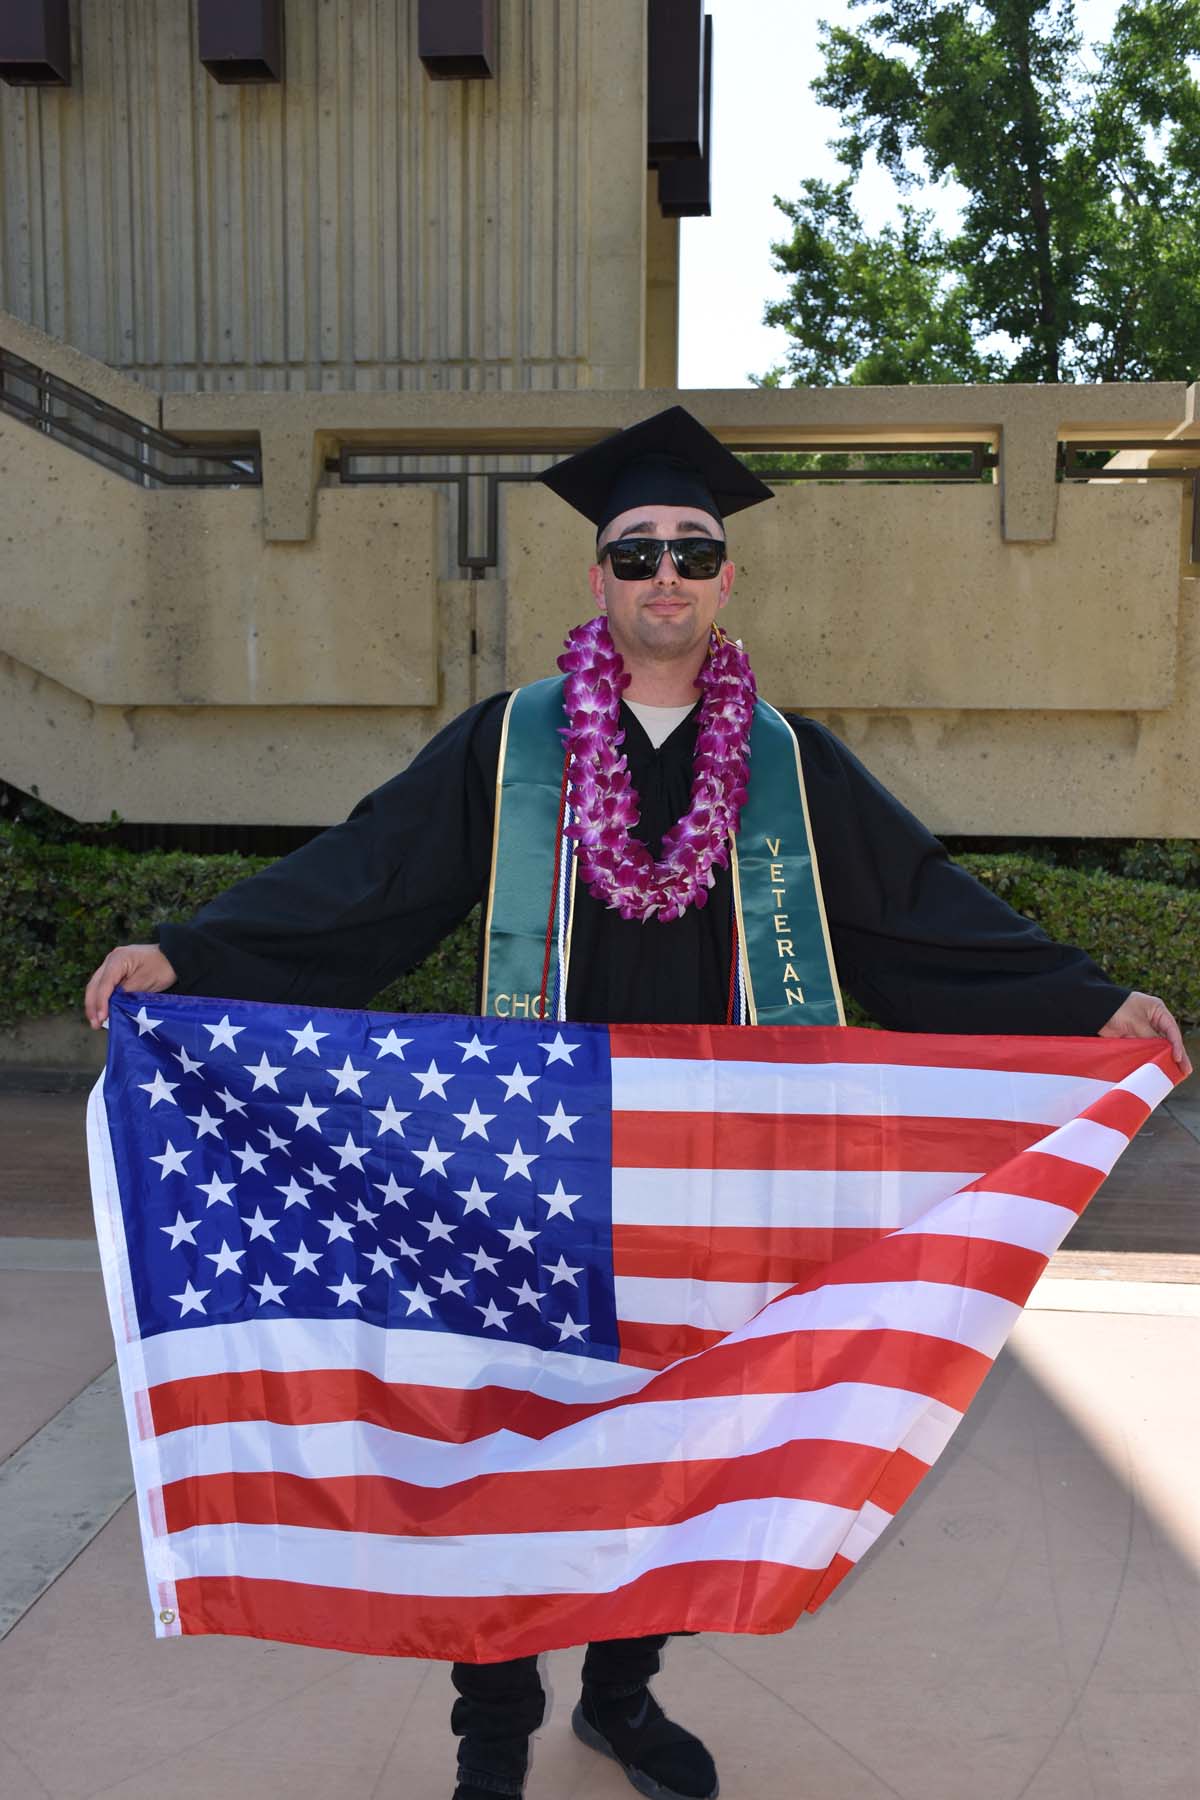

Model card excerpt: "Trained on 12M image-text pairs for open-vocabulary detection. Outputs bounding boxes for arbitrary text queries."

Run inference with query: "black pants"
[450,1633,669,1796]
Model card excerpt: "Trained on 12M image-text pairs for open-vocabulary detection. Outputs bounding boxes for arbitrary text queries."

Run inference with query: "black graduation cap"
[540,405,774,535]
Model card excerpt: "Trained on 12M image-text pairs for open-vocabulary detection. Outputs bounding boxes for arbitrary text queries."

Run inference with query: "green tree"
[764,0,1200,385]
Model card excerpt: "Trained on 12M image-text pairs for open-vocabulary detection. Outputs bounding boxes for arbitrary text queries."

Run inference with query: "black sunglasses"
[598,535,727,581]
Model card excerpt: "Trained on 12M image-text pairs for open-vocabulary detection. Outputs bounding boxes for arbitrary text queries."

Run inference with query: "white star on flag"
[332,1133,369,1171]
[351,1198,379,1225]
[232,1143,268,1175]
[539,1101,581,1143]
[138,1071,178,1108]
[454,1099,495,1140]
[497,1139,538,1181]
[187,1106,223,1141]
[215,1087,247,1116]
[434,1268,469,1296]
[400,1283,434,1317]
[539,1032,580,1066]
[412,1060,454,1099]
[250,1274,289,1307]
[287,1021,329,1056]
[538,1180,581,1221]
[509,1278,545,1309]
[283,1242,322,1276]
[369,1098,411,1137]
[413,1136,454,1178]
[202,1015,244,1051]
[244,1053,285,1093]
[274,1178,311,1211]
[173,1045,204,1076]
[476,1297,512,1332]
[373,1174,411,1208]
[370,1029,412,1059]
[366,1246,397,1277]
[286,1093,328,1133]
[496,1064,539,1102]
[150,1142,191,1179]
[160,1211,201,1249]
[455,1034,494,1063]
[390,1236,424,1262]
[545,1253,582,1287]
[196,1173,236,1208]
[241,1206,279,1242]
[205,1240,245,1276]
[133,1006,163,1037]
[326,1056,369,1096]
[454,1177,496,1216]
[320,1213,356,1244]
[328,1273,366,1307]
[467,1245,501,1276]
[305,1162,336,1190]
[418,1211,456,1244]
[498,1218,539,1255]
[169,1280,209,1317]
[554,1313,588,1343]
[261,1124,291,1153]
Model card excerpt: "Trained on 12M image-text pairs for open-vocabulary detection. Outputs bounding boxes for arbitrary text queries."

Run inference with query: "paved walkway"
[1,1074,1198,1800]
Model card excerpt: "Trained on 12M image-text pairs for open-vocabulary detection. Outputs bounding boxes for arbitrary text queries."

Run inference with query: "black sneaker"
[571,1687,719,1800]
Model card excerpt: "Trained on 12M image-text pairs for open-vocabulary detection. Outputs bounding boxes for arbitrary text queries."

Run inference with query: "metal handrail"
[0,347,260,487]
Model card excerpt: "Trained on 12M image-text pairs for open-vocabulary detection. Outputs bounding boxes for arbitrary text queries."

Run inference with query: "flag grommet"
[158,1609,176,1625]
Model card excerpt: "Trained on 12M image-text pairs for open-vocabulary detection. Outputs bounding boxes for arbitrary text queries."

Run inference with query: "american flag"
[88,990,1179,1663]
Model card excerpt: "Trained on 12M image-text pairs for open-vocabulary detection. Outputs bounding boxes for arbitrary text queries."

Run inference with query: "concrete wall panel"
[0,415,439,706]
[502,480,1181,712]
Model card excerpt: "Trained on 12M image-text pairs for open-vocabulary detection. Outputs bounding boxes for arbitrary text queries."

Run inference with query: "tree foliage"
[764,0,1200,384]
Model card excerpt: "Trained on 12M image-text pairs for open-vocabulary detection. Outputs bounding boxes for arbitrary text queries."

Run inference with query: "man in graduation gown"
[85,407,1189,1800]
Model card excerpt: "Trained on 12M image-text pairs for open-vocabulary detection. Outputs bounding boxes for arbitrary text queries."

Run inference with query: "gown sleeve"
[787,716,1130,1036]
[155,696,508,1009]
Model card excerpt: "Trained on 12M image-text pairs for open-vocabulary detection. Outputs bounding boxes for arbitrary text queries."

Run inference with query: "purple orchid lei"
[556,616,757,922]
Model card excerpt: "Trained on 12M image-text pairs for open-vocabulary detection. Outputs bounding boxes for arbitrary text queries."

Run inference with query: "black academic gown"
[156,697,1128,1035]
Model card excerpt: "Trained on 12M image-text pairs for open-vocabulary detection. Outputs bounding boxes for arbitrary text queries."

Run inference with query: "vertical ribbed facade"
[0,0,635,393]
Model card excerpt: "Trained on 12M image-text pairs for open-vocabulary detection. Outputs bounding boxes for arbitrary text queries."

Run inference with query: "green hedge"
[2,823,1197,1030]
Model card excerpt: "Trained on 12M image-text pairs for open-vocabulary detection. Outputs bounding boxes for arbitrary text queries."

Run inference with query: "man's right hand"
[85,945,177,1029]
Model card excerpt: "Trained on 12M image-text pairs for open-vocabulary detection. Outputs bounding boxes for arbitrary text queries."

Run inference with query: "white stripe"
[729,1280,1021,1361]
[894,1191,1078,1257]
[136,1317,654,1402]
[167,1495,861,1596]
[1029,1117,1130,1174]
[838,1499,896,1565]
[613,1167,983,1231]
[154,1381,960,1491]
[900,1400,962,1467]
[612,1058,1113,1124]
[1116,1060,1175,1109]
[616,1275,792,1331]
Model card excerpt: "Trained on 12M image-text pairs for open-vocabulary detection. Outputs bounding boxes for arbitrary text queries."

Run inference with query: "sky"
[677,0,1128,387]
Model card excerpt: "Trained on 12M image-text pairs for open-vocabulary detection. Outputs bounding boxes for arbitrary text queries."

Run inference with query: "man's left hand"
[1098,991,1193,1077]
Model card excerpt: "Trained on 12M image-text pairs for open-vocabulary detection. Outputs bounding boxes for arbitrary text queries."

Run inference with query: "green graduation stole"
[480,677,844,1026]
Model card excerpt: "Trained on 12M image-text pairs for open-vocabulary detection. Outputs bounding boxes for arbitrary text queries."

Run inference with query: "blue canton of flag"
[103,991,618,1359]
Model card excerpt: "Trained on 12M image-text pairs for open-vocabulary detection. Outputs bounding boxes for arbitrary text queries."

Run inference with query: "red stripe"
[176,1558,832,1661]
[789,1232,1047,1307]
[965,1149,1106,1215]
[161,1437,903,1540]
[613,1111,1049,1171]
[866,1447,928,1516]
[804,1552,855,1612]
[148,1327,989,1441]
[609,1025,1178,1082]
[1079,1088,1149,1137]
[612,1223,886,1285]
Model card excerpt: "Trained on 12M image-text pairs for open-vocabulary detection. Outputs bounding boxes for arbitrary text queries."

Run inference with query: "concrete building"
[1,0,1198,835]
